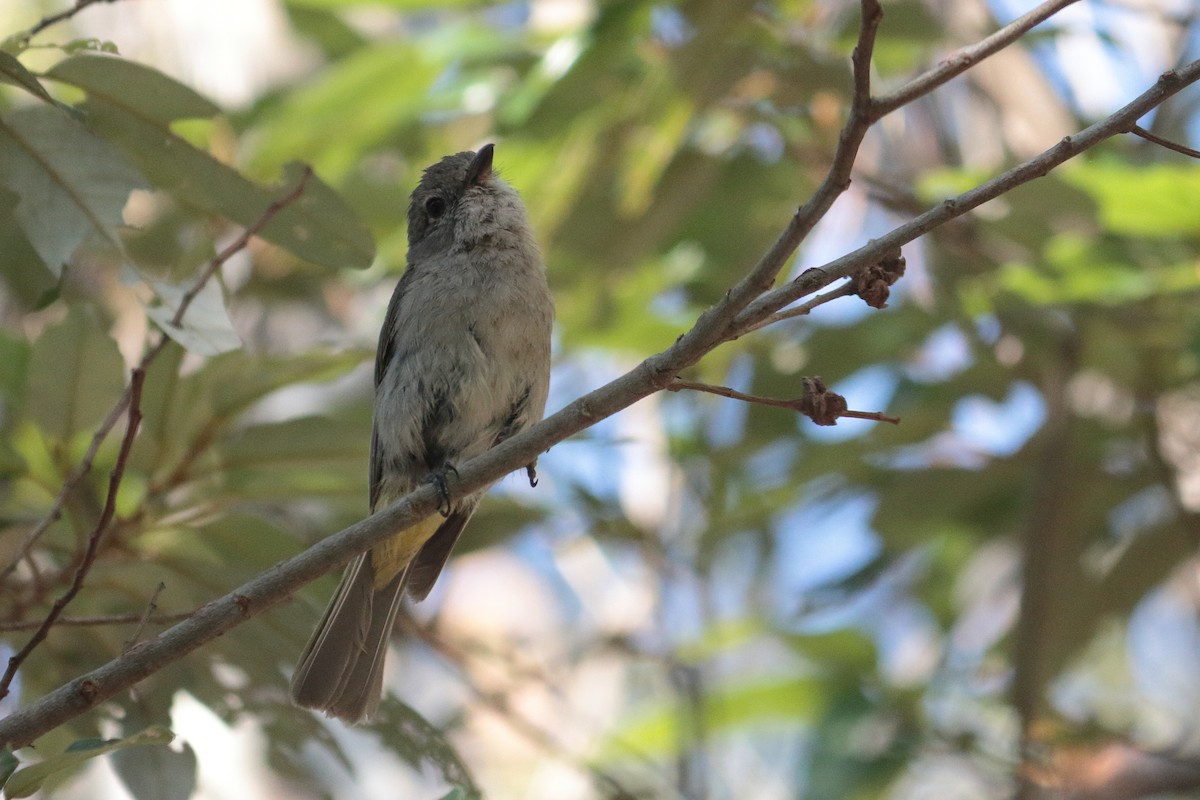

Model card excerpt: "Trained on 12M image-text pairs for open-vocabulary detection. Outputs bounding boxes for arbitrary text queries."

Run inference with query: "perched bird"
[291,144,554,723]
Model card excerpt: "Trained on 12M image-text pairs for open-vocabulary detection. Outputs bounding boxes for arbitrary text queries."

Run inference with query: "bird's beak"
[465,143,495,187]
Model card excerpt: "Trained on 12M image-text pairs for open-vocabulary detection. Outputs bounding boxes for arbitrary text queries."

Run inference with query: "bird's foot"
[426,463,459,517]
[525,461,539,488]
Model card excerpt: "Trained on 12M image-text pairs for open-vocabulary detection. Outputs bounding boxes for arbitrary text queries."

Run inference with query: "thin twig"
[872,0,1083,118]
[1130,124,1200,158]
[0,610,193,633]
[123,581,167,653]
[0,368,146,700]
[742,280,858,334]
[9,0,110,45]
[2,166,315,578]
[668,379,901,425]
[166,167,313,329]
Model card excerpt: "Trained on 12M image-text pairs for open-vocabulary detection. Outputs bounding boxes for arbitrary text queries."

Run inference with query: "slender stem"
[872,0,1083,119]
[11,0,111,45]
[668,379,901,425]
[740,281,857,335]
[122,582,168,653]
[1130,124,1200,158]
[0,611,193,633]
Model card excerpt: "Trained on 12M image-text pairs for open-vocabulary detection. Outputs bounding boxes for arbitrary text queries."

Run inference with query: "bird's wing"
[370,267,417,513]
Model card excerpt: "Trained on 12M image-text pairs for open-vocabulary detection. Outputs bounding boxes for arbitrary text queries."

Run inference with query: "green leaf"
[364,697,478,793]
[53,38,122,56]
[146,276,242,356]
[786,629,877,674]
[26,308,125,444]
[0,52,55,104]
[0,185,60,306]
[597,677,826,762]
[0,104,147,275]
[1066,162,1200,236]
[259,161,377,270]
[4,726,174,798]
[675,617,771,662]
[436,788,482,800]
[46,53,219,124]
[45,55,375,270]
[0,327,31,406]
[0,746,17,790]
[195,347,368,417]
[245,42,441,180]
[220,416,366,470]
[110,737,197,800]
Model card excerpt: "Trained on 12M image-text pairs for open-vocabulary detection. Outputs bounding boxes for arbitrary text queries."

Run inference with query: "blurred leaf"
[0,185,59,308]
[0,327,31,407]
[146,276,242,355]
[0,52,55,104]
[436,787,481,800]
[800,689,913,800]
[675,617,772,662]
[25,309,125,444]
[245,42,442,181]
[4,726,174,798]
[219,416,365,470]
[198,348,367,417]
[0,104,147,275]
[1066,162,1200,236]
[110,737,197,800]
[0,746,16,790]
[46,54,375,270]
[207,415,367,504]
[284,4,368,59]
[599,677,826,762]
[47,53,219,123]
[110,701,198,800]
[787,629,877,675]
[364,696,478,792]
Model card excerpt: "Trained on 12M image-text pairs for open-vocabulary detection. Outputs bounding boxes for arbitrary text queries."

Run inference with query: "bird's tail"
[290,554,407,724]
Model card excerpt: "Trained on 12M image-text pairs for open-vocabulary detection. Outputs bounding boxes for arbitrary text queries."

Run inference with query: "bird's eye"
[425,196,447,219]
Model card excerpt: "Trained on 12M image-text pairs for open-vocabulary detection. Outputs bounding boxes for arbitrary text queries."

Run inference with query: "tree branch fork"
[2,0,1199,748]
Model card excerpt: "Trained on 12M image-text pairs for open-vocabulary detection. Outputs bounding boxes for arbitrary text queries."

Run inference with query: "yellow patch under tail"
[370,514,444,589]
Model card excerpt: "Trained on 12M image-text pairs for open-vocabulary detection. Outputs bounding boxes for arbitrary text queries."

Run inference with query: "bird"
[291,144,554,723]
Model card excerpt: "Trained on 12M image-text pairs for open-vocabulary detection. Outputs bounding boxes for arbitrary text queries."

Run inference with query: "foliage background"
[1,0,1200,798]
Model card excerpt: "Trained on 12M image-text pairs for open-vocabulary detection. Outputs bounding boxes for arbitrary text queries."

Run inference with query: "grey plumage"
[291,145,554,723]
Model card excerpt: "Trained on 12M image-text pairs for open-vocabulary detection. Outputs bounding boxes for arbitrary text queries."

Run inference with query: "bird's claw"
[526,461,539,488]
[427,464,459,517]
